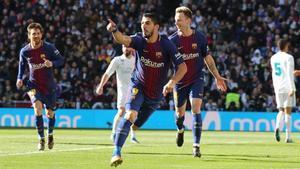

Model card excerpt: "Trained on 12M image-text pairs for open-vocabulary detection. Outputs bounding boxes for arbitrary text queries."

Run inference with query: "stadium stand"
[0,0,299,111]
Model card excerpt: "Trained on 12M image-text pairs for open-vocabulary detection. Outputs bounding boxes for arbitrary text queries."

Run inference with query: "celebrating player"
[16,22,64,150]
[106,13,187,167]
[169,6,227,157]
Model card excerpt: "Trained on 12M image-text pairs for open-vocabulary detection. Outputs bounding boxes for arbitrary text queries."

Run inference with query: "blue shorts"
[174,78,204,108]
[126,84,161,128]
[26,81,58,110]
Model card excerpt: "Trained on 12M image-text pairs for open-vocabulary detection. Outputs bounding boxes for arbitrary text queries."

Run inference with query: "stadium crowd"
[0,0,300,112]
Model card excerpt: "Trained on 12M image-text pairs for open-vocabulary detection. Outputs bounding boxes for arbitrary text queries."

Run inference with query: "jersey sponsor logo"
[192,43,197,49]
[178,46,183,50]
[182,53,199,61]
[30,62,47,70]
[140,56,164,68]
[143,49,149,53]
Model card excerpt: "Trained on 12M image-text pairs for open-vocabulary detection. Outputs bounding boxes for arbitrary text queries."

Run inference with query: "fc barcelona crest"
[192,43,197,49]
[156,52,162,59]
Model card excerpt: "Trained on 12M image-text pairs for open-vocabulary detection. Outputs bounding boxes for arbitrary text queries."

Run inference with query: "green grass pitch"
[0,129,299,169]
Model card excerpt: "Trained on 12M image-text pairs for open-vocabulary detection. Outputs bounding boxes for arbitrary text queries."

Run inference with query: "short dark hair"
[277,39,289,50]
[142,13,160,25]
[27,22,44,34]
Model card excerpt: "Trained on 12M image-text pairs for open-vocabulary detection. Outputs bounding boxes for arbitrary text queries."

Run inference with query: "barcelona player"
[169,7,227,157]
[106,13,187,166]
[16,22,64,151]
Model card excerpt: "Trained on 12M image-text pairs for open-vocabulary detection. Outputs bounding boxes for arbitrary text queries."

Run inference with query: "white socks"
[112,114,121,134]
[131,128,136,139]
[285,114,291,140]
[275,111,284,129]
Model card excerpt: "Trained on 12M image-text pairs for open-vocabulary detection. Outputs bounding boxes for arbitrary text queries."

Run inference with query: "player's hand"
[289,91,295,97]
[163,80,175,96]
[294,70,300,76]
[215,76,228,92]
[44,59,53,68]
[16,79,23,89]
[96,85,103,95]
[106,19,117,32]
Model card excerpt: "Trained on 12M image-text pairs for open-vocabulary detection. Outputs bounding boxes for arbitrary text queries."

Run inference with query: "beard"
[33,38,42,45]
[142,30,153,38]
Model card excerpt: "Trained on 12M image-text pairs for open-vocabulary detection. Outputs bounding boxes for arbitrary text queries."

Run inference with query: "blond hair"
[175,6,193,19]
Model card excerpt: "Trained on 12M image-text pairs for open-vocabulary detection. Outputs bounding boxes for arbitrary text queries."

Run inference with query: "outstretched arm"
[204,54,227,92]
[107,19,132,47]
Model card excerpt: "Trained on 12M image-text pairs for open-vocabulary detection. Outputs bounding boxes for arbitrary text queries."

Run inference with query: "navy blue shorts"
[26,82,58,110]
[126,84,161,128]
[174,78,204,108]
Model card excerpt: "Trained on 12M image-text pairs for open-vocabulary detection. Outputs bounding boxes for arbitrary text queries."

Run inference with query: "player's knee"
[176,109,185,117]
[191,107,201,114]
[33,101,43,116]
[117,107,126,117]
[46,109,55,118]
[124,110,137,122]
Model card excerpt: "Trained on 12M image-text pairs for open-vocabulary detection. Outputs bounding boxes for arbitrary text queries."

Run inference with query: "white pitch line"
[0,146,115,157]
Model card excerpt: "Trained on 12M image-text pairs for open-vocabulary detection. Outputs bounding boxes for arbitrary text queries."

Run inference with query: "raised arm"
[107,19,132,47]
[204,54,227,92]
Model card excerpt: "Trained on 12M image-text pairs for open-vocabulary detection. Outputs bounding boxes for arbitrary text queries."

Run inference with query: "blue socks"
[48,115,55,135]
[113,118,132,156]
[35,115,44,139]
[176,115,185,130]
[192,113,202,145]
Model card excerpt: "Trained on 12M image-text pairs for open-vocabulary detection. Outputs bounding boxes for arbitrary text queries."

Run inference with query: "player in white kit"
[270,39,296,143]
[96,45,137,142]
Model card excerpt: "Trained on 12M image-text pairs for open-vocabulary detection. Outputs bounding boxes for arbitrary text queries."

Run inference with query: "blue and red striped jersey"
[169,30,208,87]
[17,41,64,95]
[130,33,184,99]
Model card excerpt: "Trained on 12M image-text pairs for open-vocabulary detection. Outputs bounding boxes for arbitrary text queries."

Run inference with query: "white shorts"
[117,86,130,108]
[275,93,296,108]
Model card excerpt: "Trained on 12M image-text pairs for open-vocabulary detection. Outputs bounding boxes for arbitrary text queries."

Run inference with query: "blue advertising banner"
[0,108,299,132]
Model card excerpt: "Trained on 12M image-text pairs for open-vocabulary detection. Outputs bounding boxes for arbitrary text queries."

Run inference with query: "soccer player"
[16,22,64,150]
[106,13,187,167]
[96,45,139,143]
[169,6,227,157]
[271,39,295,143]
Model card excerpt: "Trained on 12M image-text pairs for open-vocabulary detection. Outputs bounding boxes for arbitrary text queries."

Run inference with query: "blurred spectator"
[1,0,299,111]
